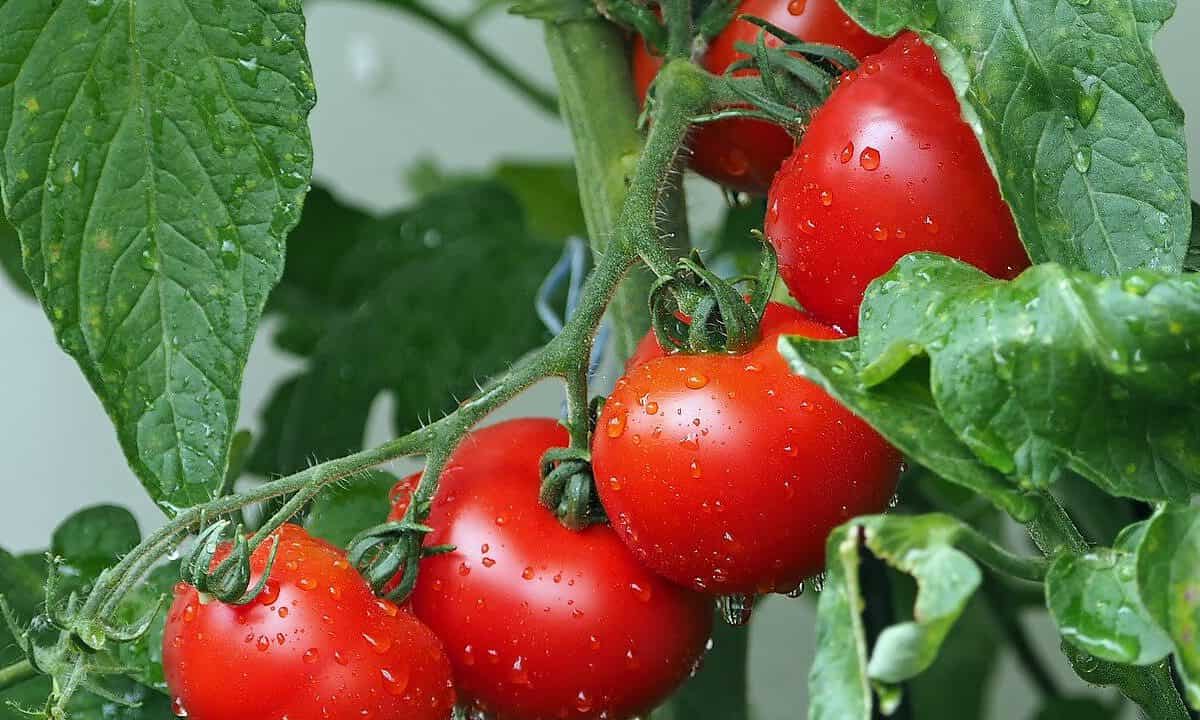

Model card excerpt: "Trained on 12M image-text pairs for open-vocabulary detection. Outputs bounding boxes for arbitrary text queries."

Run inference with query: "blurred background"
[2,2,1197,717]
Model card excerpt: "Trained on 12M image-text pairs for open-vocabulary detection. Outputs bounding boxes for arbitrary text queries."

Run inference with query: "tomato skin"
[163,524,454,720]
[632,0,892,193]
[625,301,811,370]
[593,316,901,595]
[403,419,713,720]
[765,32,1029,333]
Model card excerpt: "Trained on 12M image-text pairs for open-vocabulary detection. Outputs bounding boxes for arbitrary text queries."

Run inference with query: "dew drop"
[172,697,188,717]
[375,599,399,617]
[607,476,623,492]
[522,566,536,581]
[297,577,317,591]
[334,650,350,666]
[871,224,889,242]
[689,459,702,479]
[819,190,833,207]
[644,401,659,415]
[482,557,496,568]
[303,648,320,664]
[629,582,653,603]
[278,606,289,619]
[839,142,854,164]
[685,373,709,389]
[606,413,627,438]
[575,691,594,713]
[510,656,531,686]
[363,632,393,655]
[718,594,754,626]
[923,215,940,234]
[787,0,807,15]
[459,562,472,576]
[182,605,196,623]
[860,147,881,171]
[256,635,270,652]
[380,666,410,696]
[1073,146,1093,173]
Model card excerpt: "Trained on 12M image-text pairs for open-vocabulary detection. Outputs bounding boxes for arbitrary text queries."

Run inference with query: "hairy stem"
[380,0,558,116]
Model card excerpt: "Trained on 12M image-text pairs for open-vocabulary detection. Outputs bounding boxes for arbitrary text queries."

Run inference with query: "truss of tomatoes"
[162,4,1036,719]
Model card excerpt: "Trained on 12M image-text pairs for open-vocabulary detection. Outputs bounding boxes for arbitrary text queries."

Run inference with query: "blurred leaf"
[115,562,179,692]
[0,549,45,666]
[905,593,999,720]
[1186,201,1199,272]
[657,615,748,720]
[0,0,316,510]
[1046,547,1171,665]
[0,216,31,297]
[50,505,141,596]
[251,181,557,476]
[1031,697,1117,720]
[509,0,598,21]
[782,254,1200,507]
[810,514,984,720]
[699,197,769,278]
[493,162,587,242]
[837,0,1190,275]
[1136,505,1200,708]
[305,470,398,548]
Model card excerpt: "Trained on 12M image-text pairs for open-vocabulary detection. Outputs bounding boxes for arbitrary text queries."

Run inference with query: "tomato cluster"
[163,4,1033,719]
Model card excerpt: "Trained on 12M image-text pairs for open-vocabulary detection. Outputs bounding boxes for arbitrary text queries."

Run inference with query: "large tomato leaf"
[0,0,316,511]
[249,180,558,476]
[304,470,398,548]
[782,254,1200,505]
[0,214,31,297]
[809,513,983,720]
[836,0,1191,275]
[1136,506,1200,709]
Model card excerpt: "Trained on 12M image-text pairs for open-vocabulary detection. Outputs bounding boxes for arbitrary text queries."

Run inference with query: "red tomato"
[625,301,811,369]
[593,315,901,595]
[766,32,1029,333]
[402,419,713,720]
[163,524,454,720]
[632,0,892,193]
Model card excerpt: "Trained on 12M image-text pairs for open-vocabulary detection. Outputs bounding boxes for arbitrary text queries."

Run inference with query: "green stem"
[955,525,1049,583]
[382,0,558,116]
[0,660,36,692]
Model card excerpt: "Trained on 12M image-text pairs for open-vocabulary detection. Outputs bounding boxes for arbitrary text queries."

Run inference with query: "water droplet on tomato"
[522,566,536,580]
[303,648,320,664]
[923,215,940,234]
[495,515,508,526]
[819,190,833,207]
[482,557,496,568]
[606,413,627,438]
[575,691,594,713]
[718,594,754,626]
[375,599,399,617]
[607,476,622,492]
[256,635,270,652]
[459,562,472,576]
[182,604,196,623]
[787,0,807,15]
[276,632,286,645]
[363,632,392,654]
[644,401,659,415]
[380,667,410,696]
[463,645,476,666]
[589,635,601,650]
[629,582,653,603]
[172,697,189,717]
[625,647,640,669]
[685,373,709,389]
[328,584,342,599]
[278,606,289,619]
[334,650,349,666]
[297,577,317,591]
[860,147,881,171]
[510,656,531,686]
[839,142,854,164]
[679,434,700,451]
[689,459,702,478]
[871,224,889,241]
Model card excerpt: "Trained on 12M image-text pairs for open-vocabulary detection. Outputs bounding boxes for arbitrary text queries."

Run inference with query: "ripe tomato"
[163,524,454,720]
[625,300,810,369]
[632,0,892,193]
[593,315,901,595]
[402,419,713,720]
[765,32,1029,333]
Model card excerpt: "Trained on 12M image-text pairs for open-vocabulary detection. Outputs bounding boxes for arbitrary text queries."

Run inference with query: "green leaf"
[809,513,983,720]
[836,0,1191,274]
[0,0,317,510]
[1046,547,1171,665]
[784,253,1200,504]
[0,215,31,297]
[251,180,557,475]
[0,677,172,720]
[493,162,587,242]
[778,338,1038,521]
[1136,505,1200,708]
[657,616,748,720]
[51,505,141,586]
[304,470,398,548]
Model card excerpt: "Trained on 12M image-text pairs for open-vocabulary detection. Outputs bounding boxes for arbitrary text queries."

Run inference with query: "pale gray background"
[1,2,1197,717]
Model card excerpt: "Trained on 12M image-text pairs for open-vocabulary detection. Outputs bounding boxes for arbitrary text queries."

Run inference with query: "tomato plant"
[632,0,890,193]
[0,2,1198,720]
[765,32,1029,332]
[594,307,901,594]
[162,524,454,720]
[399,419,713,720]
